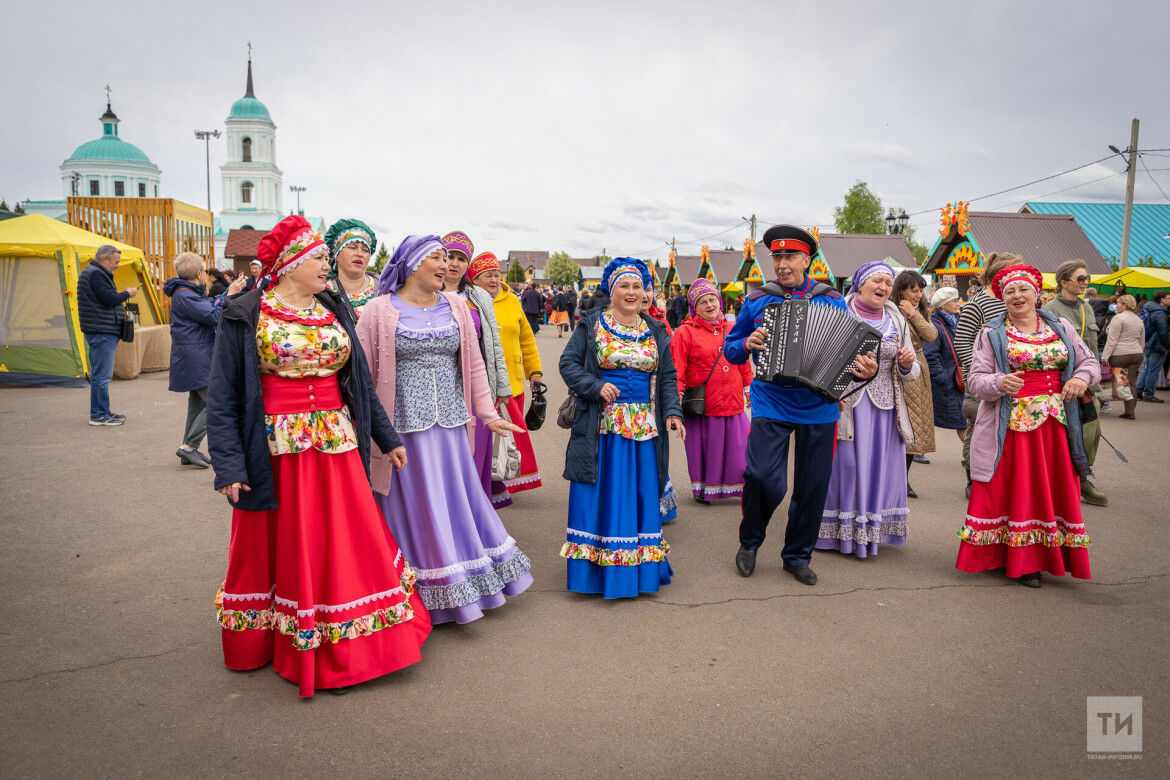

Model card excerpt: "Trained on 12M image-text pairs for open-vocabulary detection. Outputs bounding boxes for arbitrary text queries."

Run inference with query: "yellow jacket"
[493,283,542,396]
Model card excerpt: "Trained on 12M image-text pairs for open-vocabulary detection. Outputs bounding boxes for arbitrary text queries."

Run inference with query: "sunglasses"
[1072,275,1090,283]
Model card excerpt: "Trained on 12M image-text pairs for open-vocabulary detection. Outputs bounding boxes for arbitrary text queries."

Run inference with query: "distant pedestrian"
[521,282,543,333]
[163,253,246,467]
[550,286,570,336]
[923,287,966,441]
[1137,291,1169,402]
[565,285,578,330]
[207,268,229,297]
[76,243,137,426]
[242,259,263,292]
[1102,294,1144,419]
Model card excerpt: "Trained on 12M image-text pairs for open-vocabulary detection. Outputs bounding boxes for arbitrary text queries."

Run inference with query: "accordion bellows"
[754,299,883,401]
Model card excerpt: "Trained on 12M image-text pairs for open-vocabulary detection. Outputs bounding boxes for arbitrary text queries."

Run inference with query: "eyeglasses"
[1072,275,1090,283]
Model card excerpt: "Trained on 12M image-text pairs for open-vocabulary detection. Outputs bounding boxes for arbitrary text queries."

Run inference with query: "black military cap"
[761,225,818,257]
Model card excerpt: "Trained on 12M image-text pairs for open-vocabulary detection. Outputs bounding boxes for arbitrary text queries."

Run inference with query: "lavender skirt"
[817,394,909,558]
[474,418,513,509]
[683,413,749,501]
[374,424,533,624]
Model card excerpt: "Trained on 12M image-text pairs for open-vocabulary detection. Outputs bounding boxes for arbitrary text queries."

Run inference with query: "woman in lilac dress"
[355,235,532,624]
[817,261,920,558]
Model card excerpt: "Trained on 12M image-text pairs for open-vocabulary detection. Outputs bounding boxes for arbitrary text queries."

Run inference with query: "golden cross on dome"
[247,41,253,60]
[105,83,111,102]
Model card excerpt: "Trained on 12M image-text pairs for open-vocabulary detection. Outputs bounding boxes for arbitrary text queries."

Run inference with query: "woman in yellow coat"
[469,253,545,493]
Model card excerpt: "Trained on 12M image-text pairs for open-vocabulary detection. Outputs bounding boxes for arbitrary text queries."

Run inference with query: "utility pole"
[749,214,756,242]
[1119,118,1139,269]
[670,237,677,256]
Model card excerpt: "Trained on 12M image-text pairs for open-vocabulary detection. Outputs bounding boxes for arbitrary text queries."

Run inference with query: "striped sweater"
[954,290,1005,379]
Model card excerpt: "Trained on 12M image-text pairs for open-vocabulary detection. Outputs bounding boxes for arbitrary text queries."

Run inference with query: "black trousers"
[739,417,837,566]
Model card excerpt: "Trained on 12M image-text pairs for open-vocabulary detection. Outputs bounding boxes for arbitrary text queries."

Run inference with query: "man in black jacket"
[521,282,543,334]
[77,245,138,425]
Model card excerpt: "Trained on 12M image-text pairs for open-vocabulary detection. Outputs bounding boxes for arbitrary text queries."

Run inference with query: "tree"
[900,222,929,267]
[506,258,526,284]
[0,199,8,211]
[833,180,885,234]
[13,202,23,214]
[372,242,390,273]
[546,251,581,287]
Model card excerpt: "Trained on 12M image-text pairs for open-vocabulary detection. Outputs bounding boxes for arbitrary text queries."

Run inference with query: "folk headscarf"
[991,263,1043,301]
[441,230,474,260]
[324,218,376,271]
[852,260,895,290]
[687,278,722,316]
[467,252,501,281]
[256,215,326,278]
[600,257,653,296]
[377,234,445,294]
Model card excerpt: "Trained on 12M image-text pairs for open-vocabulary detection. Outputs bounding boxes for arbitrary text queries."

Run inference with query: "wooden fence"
[67,197,215,320]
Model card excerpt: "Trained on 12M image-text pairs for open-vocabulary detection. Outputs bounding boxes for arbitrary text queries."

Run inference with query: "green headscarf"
[324,218,376,275]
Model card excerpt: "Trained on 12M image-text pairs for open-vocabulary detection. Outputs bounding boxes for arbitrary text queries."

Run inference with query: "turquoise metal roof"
[1022,202,1170,268]
[67,135,154,164]
[228,96,272,122]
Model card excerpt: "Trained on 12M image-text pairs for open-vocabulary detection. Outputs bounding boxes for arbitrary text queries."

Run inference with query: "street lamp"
[885,208,910,235]
[193,129,221,213]
[289,185,306,215]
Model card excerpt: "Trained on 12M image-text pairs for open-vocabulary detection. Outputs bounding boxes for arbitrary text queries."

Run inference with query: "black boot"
[783,563,817,586]
[735,547,757,577]
[1016,572,1041,589]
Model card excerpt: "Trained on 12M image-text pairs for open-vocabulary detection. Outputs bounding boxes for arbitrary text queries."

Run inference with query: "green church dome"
[228,96,272,122]
[68,135,154,164]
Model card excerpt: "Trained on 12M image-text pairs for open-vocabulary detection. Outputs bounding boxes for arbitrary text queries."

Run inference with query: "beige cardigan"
[355,291,501,495]
[836,296,920,444]
[1102,310,1146,361]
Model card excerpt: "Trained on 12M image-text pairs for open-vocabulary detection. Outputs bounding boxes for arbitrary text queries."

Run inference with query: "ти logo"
[1086,696,1142,754]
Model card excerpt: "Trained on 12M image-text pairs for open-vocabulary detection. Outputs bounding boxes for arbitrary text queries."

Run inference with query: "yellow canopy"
[1088,266,1170,291]
[722,282,743,292]
[1039,272,1111,290]
[0,214,160,384]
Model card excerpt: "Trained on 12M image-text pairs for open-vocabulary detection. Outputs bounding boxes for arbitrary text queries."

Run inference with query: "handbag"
[118,307,135,343]
[1111,366,1134,401]
[525,380,548,430]
[556,390,578,429]
[490,407,522,482]
[939,321,964,393]
[681,332,726,418]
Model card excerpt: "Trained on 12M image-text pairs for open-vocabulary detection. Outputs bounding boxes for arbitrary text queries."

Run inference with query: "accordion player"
[753,298,883,401]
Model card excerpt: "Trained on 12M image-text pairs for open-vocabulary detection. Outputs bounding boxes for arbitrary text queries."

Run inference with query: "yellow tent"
[1039,272,1111,290]
[0,214,161,386]
[722,281,743,293]
[1088,266,1170,293]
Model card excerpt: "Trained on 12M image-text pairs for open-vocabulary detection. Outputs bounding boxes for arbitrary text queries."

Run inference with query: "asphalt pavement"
[1,325,1166,777]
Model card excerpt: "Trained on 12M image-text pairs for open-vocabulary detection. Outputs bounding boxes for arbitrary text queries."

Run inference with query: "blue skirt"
[563,432,673,598]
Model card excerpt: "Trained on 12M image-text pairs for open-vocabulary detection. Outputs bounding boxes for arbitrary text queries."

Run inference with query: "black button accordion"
[753,299,883,401]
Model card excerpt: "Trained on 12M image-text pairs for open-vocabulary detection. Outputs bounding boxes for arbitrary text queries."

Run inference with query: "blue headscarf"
[600,257,653,296]
[852,260,895,290]
[377,234,445,294]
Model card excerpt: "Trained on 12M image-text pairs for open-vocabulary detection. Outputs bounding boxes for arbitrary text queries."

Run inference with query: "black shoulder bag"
[681,331,726,417]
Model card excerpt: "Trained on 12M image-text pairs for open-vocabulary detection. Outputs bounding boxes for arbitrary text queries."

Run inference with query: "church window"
[241,181,253,204]
[242,137,252,162]
[114,181,125,197]
[89,180,100,196]
[138,182,146,197]
[154,184,158,197]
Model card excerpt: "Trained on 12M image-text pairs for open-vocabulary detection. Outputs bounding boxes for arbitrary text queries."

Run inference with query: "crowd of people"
[74,217,1170,697]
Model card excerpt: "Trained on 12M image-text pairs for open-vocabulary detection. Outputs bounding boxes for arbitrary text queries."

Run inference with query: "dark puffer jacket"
[923,310,966,429]
[163,277,222,392]
[77,261,130,335]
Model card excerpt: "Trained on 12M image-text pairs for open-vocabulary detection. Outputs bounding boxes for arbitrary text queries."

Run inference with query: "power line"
[904,154,1119,217]
[986,171,1125,212]
[1138,153,1170,203]
[627,221,748,259]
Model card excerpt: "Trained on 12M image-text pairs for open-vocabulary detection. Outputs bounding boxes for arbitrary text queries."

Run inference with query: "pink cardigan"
[355,291,501,495]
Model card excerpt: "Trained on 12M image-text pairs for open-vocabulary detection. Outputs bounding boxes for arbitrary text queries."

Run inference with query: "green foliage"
[0,199,8,211]
[13,202,23,214]
[506,258,526,284]
[901,223,929,267]
[833,181,885,234]
[372,242,390,273]
[546,251,581,286]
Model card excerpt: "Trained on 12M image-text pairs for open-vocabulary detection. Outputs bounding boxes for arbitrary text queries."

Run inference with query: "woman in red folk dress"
[956,263,1098,588]
[207,215,430,696]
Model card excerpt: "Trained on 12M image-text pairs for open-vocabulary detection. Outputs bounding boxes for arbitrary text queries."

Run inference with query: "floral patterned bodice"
[255,290,358,456]
[1006,322,1068,432]
[595,312,658,441]
[326,275,378,318]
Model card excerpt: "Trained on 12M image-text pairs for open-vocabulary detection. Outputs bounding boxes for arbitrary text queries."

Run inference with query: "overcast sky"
[5,0,1169,263]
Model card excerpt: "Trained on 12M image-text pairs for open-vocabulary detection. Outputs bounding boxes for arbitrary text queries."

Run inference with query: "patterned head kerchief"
[601,257,653,296]
[325,218,375,259]
[257,215,326,277]
[467,252,501,281]
[991,263,1043,301]
[687,278,722,316]
[441,230,474,261]
[377,234,445,294]
[852,260,895,290]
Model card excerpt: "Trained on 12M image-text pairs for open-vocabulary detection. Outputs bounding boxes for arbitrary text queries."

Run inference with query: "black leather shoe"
[735,547,757,577]
[907,484,918,499]
[783,563,817,586]
[912,454,930,464]
[1016,572,1041,588]
[177,447,210,469]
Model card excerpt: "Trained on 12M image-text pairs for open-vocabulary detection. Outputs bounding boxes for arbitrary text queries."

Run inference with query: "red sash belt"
[260,374,343,415]
[1015,369,1062,397]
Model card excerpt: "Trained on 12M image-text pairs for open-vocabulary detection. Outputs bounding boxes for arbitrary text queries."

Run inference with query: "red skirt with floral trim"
[503,392,542,493]
[956,417,1091,579]
[217,445,431,697]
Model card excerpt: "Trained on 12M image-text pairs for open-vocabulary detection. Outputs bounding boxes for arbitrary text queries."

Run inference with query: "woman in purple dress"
[817,261,920,558]
[355,235,532,624]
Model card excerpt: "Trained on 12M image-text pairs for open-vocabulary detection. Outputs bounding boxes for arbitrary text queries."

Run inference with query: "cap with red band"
[761,224,819,258]
[769,238,811,255]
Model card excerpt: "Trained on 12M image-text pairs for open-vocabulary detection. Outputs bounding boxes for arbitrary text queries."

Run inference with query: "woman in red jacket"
[670,279,753,503]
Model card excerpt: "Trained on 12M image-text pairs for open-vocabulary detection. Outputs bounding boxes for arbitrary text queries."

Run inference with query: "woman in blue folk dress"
[558,258,685,598]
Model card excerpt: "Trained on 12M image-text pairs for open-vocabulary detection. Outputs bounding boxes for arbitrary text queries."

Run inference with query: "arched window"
[242,137,252,162]
[241,181,253,204]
